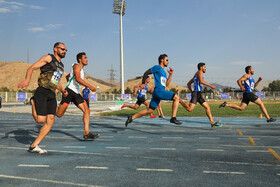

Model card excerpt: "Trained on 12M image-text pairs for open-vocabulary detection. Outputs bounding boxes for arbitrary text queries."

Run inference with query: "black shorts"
[60,87,85,106]
[136,96,146,106]
[190,91,205,105]
[242,92,259,105]
[84,99,90,108]
[33,86,57,116]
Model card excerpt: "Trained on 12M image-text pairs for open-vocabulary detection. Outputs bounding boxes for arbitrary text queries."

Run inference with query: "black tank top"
[38,54,64,92]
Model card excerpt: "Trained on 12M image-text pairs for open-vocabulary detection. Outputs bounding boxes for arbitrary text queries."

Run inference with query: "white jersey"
[67,63,84,94]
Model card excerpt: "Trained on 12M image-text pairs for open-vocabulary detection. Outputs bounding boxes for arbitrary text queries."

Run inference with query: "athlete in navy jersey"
[219,66,276,123]
[125,54,182,126]
[121,77,157,118]
[18,42,68,154]
[179,62,221,127]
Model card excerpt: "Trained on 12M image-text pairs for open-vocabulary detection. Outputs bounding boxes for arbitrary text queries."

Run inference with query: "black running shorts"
[33,86,57,116]
[190,91,205,105]
[242,92,259,105]
[136,96,146,106]
[60,87,85,106]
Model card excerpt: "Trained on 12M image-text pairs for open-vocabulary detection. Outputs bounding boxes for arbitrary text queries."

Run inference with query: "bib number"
[161,77,167,87]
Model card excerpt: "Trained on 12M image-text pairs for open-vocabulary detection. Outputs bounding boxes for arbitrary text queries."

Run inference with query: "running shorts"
[33,86,57,116]
[149,88,175,110]
[242,92,258,105]
[136,96,146,106]
[190,91,205,105]
[60,87,85,106]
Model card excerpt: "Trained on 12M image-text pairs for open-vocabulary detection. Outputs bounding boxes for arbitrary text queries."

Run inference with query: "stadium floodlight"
[113,0,126,95]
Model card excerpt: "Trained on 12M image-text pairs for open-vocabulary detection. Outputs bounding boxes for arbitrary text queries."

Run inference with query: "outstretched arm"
[18,55,52,89]
[166,67,173,87]
[237,74,249,91]
[254,77,262,88]
[187,78,194,93]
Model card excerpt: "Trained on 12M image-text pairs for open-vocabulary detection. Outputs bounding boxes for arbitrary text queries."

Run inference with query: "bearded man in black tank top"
[18,42,68,154]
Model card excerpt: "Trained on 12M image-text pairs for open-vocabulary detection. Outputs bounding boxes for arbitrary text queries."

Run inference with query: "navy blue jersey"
[150,65,167,90]
[82,88,90,99]
[138,84,148,99]
[244,76,255,93]
[193,72,202,91]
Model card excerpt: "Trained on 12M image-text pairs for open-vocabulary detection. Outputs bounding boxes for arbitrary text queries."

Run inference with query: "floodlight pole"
[119,0,124,95]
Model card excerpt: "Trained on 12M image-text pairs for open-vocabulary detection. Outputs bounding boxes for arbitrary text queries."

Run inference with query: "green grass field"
[101,100,280,117]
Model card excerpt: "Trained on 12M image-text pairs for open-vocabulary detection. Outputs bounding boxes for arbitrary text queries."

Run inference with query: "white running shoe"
[28,145,47,154]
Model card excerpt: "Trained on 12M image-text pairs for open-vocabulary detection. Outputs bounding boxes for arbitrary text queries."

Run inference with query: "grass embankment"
[101,100,280,117]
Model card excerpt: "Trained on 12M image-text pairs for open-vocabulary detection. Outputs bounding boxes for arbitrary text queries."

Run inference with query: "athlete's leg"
[254,98,270,120]
[226,102,247,111]
[171,95,180,117]
[179,99,191,111]
[132,108,154,120]
[56,104,69,118]
[77,102,91,135]
[124,104,140,110]
[30,114,55,147]
[201,102,215,124]
[30,98,46,124]
[157,103,165,117]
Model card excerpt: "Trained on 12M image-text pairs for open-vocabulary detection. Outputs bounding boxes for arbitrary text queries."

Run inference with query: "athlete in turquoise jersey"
[219,65,276,123]
[125,54,182,126]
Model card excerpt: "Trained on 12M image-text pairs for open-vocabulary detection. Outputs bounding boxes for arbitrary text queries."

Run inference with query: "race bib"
[161,77,167,87]
[50,68,63,85]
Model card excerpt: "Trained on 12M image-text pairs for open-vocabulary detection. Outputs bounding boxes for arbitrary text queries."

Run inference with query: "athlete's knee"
[147,108,154,114]
[239,107,245,111]
[173,94,180,101]
[35,118,45,124]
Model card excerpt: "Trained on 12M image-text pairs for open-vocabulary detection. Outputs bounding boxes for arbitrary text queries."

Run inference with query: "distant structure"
[108,65,117,83]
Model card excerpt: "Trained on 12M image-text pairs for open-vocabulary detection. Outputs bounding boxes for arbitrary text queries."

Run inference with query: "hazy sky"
[1,0,280,87]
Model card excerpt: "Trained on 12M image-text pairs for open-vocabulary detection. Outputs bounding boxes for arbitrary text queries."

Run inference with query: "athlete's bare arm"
[198,71,216,89]
[166,67,173,87]
[133,84,141,96]
[237,74,249,91]
[254,77,262,88]
[18,55,52,89]
[57,82,68,97]
[187,78,194,93]
[73,64,96,92]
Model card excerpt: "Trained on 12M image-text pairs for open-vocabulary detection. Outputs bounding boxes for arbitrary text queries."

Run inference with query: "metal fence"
[1,91,280,103]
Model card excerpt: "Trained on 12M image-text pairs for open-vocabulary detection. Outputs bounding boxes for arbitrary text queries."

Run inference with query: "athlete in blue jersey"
[219,66,276,123]
[179,62,221,127]
[121,76,157,118]
[125,54,182,126]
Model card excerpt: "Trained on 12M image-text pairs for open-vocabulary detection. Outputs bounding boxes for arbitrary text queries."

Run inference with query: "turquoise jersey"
[150,65,167,90]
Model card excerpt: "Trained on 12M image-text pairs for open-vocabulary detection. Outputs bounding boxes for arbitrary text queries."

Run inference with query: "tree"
[125,87,132,94]
[112,88,121,94]
[180,89,187,94]
[0,87,10,92]
[169,88,178,94]
[262,86,270,92]
[268,80,280,92]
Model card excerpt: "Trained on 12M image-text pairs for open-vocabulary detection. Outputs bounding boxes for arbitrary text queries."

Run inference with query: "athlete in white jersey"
[56,52,100,140]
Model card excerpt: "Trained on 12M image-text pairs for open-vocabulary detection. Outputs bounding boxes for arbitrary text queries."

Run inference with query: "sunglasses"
[57,47,67,52]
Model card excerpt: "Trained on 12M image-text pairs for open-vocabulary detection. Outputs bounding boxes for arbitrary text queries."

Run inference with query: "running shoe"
[28,145,47,154]
[170,117,182,125]
[219,101,227,108]
[267,117,277,123]
[150,115,157,118]
[121,104,126,109]
[84,132,100,140]
[211,122,223,128]
[125,115,133,127]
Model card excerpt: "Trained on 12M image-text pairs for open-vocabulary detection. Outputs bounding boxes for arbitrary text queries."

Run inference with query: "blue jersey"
[244,76,255,93]
[150,65,167,90]
[138,84,148,99]
[193,73,202,91]
[82,88,90,99]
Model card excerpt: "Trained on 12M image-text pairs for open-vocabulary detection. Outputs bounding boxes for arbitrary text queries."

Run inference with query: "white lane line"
[64,146,86,149]
[277,173,280,176]
[18,164,49,168]
[0,174,102,187]
[106,147,130,149]
[150,148,176,151]
[128,136,147,139]
[136,168,173,172]
[246,150,270,153]
[199,137,220,140]
[67,125,80,127]
[204,160,280,167]
[162,137,183,139]
[99,136,114,138]
[238,137,260,140]
[76,166,108,170]
[203,171,245,175]
[197,149,224,152]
